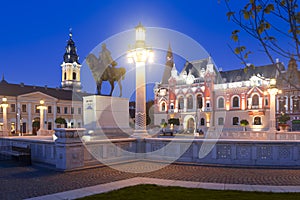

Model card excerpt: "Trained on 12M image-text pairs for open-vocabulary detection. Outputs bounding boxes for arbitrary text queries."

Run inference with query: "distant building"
[0,31,87,135]
[154,45,299,133]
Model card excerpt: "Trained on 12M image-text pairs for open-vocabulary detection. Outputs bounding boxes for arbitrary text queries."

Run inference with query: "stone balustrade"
[2,129,300,170]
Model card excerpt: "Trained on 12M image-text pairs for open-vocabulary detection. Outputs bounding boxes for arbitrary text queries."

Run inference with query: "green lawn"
[78,184,300,200]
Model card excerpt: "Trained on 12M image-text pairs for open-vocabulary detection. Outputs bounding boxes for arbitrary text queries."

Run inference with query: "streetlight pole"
[37,100,47,136]
[267,78,279,139]
[1,97,9,136]
[127,22,154,138]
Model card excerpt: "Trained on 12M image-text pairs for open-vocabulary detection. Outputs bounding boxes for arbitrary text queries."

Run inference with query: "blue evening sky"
[0,0,291,98]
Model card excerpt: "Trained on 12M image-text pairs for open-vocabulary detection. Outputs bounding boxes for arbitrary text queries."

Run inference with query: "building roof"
[63,30,80,64]
[181,57,223,83]
[220,63,285,83]
[0,79,89,101]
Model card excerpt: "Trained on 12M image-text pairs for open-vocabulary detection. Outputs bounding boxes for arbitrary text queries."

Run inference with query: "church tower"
[61,29,82,92]
[161,43,174,84]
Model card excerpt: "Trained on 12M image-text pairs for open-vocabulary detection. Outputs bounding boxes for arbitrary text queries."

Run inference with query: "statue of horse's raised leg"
[97,80,102,95]
[117,80,122,97]
[109,80,114,96]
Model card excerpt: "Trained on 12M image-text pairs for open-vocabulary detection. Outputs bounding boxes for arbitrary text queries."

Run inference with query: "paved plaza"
[1,160,300,199]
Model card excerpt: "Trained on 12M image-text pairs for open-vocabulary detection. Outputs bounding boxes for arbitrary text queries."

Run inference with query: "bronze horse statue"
[86,45,126,97]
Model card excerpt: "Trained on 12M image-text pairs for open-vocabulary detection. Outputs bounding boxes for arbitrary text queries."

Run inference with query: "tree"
[55,117,66,125]
[278,113,290,124]
[168,118,180,126]
[224,0,299,86]
[240,119,249,131]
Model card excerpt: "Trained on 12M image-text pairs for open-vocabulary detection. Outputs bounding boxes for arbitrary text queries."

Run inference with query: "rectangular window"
[233,117,239,125]
[78,107,82,115]
[22,104,27,112]
[64,107,68,114]
[47,122,52,130]
[77,122,81,128]
[48,106,52,113]
[35,105,39,113]
[10,104,16,112]
[265,98,269,106]
[57,107,60,114]
[71,107,74,114]
[218,117,224,125]
[0,107,3,113]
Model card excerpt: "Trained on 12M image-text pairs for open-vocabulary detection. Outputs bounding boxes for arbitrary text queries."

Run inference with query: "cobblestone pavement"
[1,160,300,200]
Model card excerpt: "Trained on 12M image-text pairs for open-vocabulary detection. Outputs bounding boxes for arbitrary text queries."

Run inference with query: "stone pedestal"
[83,95,130,130]
[54,128,85,171]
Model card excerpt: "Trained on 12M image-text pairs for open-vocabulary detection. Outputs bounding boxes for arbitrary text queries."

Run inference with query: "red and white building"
[154,46,299,133]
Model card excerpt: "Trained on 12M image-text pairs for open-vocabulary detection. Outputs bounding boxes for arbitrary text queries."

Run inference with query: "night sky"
[0,0,292,99]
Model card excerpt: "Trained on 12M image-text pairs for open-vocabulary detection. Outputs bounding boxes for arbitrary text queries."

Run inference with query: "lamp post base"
[131,129,151,138]
[1,130,9,137]
[268,128,277,140]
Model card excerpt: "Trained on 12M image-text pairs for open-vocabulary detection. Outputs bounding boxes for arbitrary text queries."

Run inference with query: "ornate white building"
[0,31,86,135]
[154,46,298,133]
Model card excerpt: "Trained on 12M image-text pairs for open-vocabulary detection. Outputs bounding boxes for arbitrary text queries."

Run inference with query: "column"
[290,96,293,113]
[133,61,148,136]
[28,104,32,134]
[17,102,21,134]
[40,108,45,131]
[184,97,187,112]
[268,87,278,139]
[2,104,8,136]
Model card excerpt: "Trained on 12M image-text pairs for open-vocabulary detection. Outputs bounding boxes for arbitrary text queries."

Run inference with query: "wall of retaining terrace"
[0,129,300,171]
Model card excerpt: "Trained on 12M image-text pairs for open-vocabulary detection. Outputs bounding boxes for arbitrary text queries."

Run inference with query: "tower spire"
[61,30,82,92]
[161,43,174,84]
[69,27,73,39]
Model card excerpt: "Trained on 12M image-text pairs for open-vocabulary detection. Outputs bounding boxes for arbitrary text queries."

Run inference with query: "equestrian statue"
[86,44,126,97]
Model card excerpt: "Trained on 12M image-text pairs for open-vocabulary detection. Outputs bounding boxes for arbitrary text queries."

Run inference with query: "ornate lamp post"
[267,78,279,139]
[37,100,47,135]
[127,23,154,138]
[1,97,9,136]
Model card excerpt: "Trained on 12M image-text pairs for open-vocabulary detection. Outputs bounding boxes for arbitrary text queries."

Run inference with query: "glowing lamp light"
[40,100,45,105]
[269,78,276,87]
[148,50,154,63]
[127,51,134,64]
[1,97,8,109]
[1,97,8,105]
[135,22,146,41]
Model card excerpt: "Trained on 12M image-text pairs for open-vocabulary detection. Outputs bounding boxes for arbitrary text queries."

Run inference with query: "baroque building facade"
[154,46,298,133]
[0,31,85,135]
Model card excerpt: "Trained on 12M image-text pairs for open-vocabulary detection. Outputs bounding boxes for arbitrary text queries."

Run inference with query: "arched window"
[218,97,225,108]
[254,116,262,125]
[72,72,77,80]
[200,118,205,126]
[64,72,67,80]
[293,97,299,113]
[232,96,240,108]
[232,117,239,125]
[197,94,203,109]
[170,103,174,110]
[161,102,166,112]
[218,117,224,125]
[187,95,193,109]
[279,97,286,113]
[178,97,184,110]
[252,94,259,106]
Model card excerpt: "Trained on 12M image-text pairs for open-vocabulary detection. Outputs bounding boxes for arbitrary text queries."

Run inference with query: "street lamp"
[37,99,47,136]
[267,78,279,139]
[0,97,9,136]
[127,22,154,138]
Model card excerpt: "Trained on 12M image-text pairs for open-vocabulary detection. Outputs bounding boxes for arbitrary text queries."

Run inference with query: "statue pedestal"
[83,95,130,132]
